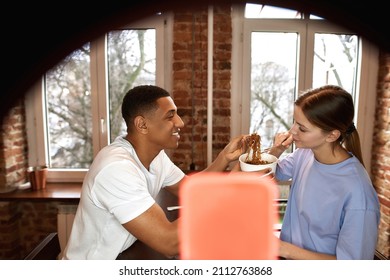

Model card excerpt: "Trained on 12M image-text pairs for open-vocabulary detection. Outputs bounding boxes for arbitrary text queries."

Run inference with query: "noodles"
[245,133,271,165]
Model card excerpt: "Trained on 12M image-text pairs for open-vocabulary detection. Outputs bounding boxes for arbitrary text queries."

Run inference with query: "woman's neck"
[312,144,351,164]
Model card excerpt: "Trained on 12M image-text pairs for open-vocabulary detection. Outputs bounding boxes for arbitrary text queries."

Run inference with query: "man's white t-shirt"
[62,136,185,259]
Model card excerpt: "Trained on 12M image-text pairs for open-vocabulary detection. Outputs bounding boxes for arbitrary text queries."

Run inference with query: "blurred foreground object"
[179,172,279,259]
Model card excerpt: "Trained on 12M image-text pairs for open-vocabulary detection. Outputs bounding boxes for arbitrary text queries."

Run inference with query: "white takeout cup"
[239,152,278,173]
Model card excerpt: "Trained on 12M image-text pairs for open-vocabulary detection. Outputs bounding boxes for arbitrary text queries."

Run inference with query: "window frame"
[231,5,378,174]
[25,13,173,182]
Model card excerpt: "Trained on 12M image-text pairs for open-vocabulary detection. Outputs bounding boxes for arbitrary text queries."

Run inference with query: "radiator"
[57,204,77,258]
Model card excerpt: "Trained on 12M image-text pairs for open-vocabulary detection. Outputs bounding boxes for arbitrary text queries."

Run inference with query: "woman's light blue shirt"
[275,148,380,259]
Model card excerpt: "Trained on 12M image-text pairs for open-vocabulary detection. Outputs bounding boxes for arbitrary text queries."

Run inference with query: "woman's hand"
[269,132,293,158]
[274,131,293,148]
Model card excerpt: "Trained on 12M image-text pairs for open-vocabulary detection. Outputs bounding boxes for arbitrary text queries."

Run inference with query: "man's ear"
[326,129,341,143]
[134,116,148,134]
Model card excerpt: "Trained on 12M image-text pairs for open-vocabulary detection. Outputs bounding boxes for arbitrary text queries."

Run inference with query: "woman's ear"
[134,116,148,134]
[326,130,341,143]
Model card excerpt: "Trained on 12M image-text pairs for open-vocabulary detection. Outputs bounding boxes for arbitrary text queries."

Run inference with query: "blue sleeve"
[275,152,295,181]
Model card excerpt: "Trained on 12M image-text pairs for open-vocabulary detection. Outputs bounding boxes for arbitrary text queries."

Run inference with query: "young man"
[62,85,248,259]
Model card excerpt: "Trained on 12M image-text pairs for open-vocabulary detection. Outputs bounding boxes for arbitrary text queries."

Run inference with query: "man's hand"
[204,134,250,172]
[222,134,250,163]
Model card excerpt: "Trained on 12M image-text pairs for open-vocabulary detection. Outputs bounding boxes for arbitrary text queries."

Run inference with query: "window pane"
[107,29,157,142]
[309,14,324,20]
[45,43,92,169]
[250,32,297,149]
[245,4,301,19]
[312,34,358,94]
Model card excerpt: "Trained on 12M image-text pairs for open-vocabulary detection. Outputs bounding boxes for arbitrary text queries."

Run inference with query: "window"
[25,13,172,182]
[231,4,378,173]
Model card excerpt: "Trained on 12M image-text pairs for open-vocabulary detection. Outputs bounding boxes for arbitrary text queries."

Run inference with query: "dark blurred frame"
[1,0,389,119]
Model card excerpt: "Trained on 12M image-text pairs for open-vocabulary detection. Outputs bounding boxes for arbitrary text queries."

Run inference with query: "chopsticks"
[167,206,182,211]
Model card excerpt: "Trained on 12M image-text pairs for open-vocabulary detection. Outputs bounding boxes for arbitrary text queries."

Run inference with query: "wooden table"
[0,183,81,201]
[116,188,179,260]
[116,187,284,260]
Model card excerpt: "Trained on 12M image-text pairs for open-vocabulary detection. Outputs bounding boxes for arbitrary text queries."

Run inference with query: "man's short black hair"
[121,85,171,130]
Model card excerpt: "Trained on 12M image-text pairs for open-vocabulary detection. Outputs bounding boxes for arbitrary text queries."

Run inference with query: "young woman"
[270,85,380,260]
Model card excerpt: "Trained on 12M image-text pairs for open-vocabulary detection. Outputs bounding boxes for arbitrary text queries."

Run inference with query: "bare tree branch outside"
[45,29,156,168]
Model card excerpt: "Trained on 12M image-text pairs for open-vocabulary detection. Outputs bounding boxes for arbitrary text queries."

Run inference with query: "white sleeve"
[91,161,155,224]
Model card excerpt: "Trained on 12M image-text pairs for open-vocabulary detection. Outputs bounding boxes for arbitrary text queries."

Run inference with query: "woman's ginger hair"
[295,85,365,167]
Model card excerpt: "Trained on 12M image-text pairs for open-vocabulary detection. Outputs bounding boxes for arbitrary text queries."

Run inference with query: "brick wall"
[371,51,390,257]
[18,201,58,258]
[0,201,21,259]
[0,100,28,187]
[171,6,232,172]
[0,102,58,259]
[0,101,27,259]
[0,201,58,259]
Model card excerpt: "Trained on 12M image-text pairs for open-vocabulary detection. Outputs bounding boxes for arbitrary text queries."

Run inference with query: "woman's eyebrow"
[296,121,308,129]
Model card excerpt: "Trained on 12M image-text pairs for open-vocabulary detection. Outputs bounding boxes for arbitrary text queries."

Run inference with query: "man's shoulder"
[92,140,135,169]
[99,136,133,154]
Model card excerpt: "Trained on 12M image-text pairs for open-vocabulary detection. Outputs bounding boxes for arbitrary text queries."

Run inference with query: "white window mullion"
[231,5,245,139]
[301,22,315,91]
[90,36,109,155]
[25,79,48,168]
[355,39,379,174]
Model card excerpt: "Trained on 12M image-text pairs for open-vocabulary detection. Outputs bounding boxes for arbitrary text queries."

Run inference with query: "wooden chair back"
[24,232,61,260]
